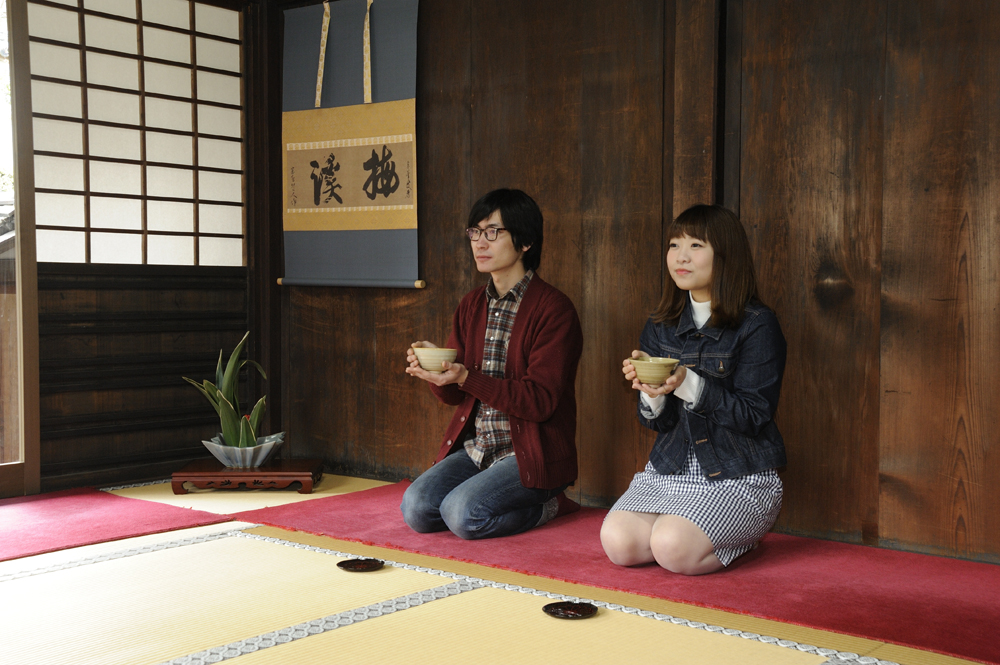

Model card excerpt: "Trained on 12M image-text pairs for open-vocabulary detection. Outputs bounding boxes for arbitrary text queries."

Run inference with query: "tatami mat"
[1,520,981,665]
[10,477,976,665]
[107,474,389,514]
[0,526,837,665]
[0,521,255,576]
[232,585,827,665]
[245,526,983,665]
[0,529,442,665]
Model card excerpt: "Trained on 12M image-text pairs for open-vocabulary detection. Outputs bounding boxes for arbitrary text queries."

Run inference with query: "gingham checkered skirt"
[609,445,783,566]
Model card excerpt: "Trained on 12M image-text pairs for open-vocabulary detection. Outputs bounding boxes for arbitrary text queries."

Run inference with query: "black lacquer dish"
[542,601,598,619]
[337,558,384,572]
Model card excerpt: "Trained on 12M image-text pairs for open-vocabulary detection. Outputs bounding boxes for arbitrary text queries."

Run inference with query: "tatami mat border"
[237,531,896,665]
[2,527,896,665]
[100,479,172,491]
[0,526,258,582]
[157,580,487,665]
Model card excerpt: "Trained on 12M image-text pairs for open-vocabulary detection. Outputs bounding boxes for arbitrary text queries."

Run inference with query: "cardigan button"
[459,416,466,422]
[446,439,452,446]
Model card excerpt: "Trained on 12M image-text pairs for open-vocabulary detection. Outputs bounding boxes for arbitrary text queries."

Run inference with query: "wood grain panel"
[470,0,666,505]
[1,270,19,465]
[720,0,742,214]
[40,386,207,420]
[37,289,245,315]
[880,0,1000,559]
[0,464,25,498]
[40,427,213,492]
[283,287,378,472]
[9,0,40,494]
[740,0,884,541]
[36,264,248,489]
[372,0,475,481]
[672,0,718,215]
[245,1,285,441]
[40,330,246,362]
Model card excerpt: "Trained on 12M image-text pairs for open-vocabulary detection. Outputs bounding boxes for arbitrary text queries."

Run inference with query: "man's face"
[470,211,526,274]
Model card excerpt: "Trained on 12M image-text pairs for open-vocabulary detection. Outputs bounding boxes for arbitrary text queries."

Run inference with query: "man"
[400,189,584,539]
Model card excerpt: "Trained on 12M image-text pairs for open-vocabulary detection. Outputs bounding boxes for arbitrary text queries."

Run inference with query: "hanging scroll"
[281,0,420,288]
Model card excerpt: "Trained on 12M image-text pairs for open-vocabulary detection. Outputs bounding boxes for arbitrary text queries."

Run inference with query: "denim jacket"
[638,300,787,480]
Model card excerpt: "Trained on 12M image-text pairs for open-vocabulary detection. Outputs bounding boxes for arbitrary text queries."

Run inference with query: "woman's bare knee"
[601,515,653,567]
[649,532,690,571]
[649,537,723,575]
[649,518,722,575]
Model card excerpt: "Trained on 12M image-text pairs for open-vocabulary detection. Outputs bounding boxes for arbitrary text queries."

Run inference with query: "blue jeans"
[400,452,564,540]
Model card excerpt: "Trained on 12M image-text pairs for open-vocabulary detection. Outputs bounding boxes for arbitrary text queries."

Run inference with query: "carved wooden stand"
[171,458,324,495]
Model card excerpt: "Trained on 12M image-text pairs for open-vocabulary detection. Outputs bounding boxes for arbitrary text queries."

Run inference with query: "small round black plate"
[337,558,384,572]
[542,601,598,620]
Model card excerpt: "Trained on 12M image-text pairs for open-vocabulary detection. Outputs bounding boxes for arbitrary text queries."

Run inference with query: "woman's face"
[667,233,714,302]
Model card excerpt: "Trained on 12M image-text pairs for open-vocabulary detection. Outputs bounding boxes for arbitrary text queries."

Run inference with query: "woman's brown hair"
[651,204,759,328]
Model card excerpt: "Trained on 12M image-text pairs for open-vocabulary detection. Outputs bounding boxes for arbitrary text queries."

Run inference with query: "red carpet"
[0,487,232,562]
[235,481,1000,665]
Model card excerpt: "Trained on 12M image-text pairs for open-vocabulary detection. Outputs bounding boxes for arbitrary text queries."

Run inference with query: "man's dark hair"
[467,189,543,272]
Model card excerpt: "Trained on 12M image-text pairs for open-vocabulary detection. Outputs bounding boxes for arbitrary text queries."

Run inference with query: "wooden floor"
[0,477,981,665]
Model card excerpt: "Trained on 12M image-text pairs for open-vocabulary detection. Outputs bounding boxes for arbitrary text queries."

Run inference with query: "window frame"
[27,0,246,266]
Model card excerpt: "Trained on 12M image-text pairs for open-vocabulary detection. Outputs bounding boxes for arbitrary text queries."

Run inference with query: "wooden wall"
[36,264,247,490]
[278,0,670,504]
[733,0,1000,561]
[879,0,1000,560]
[0,259,19,465]
[737,0,885,546]
[273,0,1000,562]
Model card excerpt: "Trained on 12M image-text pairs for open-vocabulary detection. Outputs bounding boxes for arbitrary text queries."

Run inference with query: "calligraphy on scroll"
[286,137,413,212]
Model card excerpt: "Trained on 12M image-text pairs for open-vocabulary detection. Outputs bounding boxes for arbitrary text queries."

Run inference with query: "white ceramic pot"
[202,432,285,468]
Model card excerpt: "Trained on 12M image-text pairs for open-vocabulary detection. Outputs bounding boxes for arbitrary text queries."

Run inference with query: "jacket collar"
[676,301,725,340]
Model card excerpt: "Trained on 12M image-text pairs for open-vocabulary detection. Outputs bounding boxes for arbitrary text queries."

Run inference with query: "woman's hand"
[405,341,469,387]
[622,350,649,383]
[623,350,686,397]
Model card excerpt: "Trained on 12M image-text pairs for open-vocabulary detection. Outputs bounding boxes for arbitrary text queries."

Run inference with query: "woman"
[601,204,786,575]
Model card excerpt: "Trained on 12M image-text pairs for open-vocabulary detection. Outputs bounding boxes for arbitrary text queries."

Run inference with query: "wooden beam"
[671,0,719,217]
[9,0,41,495]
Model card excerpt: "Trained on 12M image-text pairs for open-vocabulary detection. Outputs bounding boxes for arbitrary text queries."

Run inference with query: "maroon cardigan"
[429,275,583,489]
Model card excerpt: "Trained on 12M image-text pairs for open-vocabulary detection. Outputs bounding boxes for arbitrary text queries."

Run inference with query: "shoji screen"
[26,0,244,265]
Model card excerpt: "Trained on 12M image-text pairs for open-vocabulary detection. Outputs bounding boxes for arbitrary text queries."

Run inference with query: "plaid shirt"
[465,269,534,468]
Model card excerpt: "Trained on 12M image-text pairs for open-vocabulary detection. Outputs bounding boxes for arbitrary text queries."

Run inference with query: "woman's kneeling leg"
[649,515,723,575]
[600,511,658,566]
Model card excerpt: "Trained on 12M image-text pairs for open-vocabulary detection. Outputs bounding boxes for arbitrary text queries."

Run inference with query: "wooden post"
[671,0,719,219]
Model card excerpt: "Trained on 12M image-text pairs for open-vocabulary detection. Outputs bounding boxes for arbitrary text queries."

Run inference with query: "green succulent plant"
[183,331,267,448]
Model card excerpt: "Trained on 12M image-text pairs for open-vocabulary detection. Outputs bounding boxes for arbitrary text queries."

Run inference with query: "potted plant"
[183,331,284,468]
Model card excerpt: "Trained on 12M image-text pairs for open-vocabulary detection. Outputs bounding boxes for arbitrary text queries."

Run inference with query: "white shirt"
[639,293,707,416]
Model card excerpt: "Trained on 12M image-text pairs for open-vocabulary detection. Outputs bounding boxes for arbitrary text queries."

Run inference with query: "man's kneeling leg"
[438,457,557,540]
[401,452,480,533]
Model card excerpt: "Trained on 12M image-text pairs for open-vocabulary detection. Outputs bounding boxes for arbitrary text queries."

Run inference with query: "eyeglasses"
[466,227,508,241]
